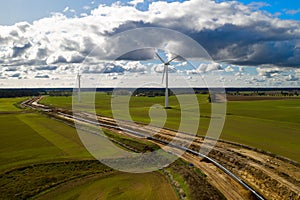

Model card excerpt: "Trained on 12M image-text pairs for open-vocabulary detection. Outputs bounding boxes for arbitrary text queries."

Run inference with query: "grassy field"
[41,93,300,162]
[0,98,93,171]
[0,97,180,199]
[1,160,112,199]
[0,97,93,172]
[0,97,161,170]
[0,97,27,112]
[36,172,177,200]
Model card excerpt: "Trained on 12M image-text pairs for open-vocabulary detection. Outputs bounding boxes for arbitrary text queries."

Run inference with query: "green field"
[0,97,27,112]
[1,160,112,199]
[41,93,300,162]
[0,97,179,199]
[0,98,93,171]
[36,172,177,200]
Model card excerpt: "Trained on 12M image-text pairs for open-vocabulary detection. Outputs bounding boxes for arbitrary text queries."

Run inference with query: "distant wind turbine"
[77,72,81,102]
[155,52,179,108]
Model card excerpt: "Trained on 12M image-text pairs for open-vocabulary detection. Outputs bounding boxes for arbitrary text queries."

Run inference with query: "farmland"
[35,172,178,200]
[41,93,300,162]
[31,93,300,199]
[2,92,299,199]
[0,97,26,112]
[0,97,93,172]
[1,97,202,199]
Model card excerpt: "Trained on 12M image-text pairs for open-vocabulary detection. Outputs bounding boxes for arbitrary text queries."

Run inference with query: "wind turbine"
[77,72,81,102]
[155,52,179,108]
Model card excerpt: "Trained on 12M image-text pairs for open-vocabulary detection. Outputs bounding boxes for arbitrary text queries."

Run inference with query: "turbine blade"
[155,52,166,64]
[161,65,166,84]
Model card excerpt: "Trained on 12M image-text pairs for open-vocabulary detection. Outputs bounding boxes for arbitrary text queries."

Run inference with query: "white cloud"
[128,0,144,7]
[286,74,299,81]
[234,72,244,77]
[152,64,176,73]
[122,61,147,73]
[63,6,70,13]
[81,64,104,74]
[224,66,234,72]
[186,69,199,75]
[251,77,266,83]
[256,67,282,78]
[175,61,188,67]
[83,6,91,10]
[80,13,88,17]
[285,9,300,15]
[247,2,270,10]
[198,63,222,73]
[185,63,222,74]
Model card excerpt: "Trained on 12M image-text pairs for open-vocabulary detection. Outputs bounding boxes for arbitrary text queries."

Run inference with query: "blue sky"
[236,0,300,20]
[0,0,299,25]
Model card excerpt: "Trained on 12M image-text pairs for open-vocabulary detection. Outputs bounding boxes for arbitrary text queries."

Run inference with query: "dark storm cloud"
[184,24,300,67]
[110,20,300,67]
[117,49,155,60]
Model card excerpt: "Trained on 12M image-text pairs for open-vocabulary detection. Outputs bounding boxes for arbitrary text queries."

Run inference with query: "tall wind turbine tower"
[77,73,81,102]
[155,52,179,108]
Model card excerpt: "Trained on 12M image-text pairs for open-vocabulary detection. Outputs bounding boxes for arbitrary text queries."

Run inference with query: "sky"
[0,0,299,88]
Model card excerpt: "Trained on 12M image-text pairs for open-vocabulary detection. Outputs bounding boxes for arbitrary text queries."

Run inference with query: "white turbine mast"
[77,72,81,102]
[155,52,179,108]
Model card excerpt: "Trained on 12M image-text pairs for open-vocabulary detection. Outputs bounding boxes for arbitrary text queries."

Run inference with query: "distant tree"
[208,94,211,103]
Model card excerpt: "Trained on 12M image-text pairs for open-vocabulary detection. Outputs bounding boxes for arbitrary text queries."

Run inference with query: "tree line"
[0,89,41,98]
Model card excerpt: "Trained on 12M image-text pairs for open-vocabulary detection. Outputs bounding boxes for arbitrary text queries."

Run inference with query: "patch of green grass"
[41,94,300,162]
[36,171,178,200]
[227,99,300,124]
[0,113,92,171]
[18,113,90,156]
[0,97,27,112]
[168,168,191,200]
[103,129,160,152]
[40,96,72,110]
[220,115,300,161]
[0,160,112,200]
